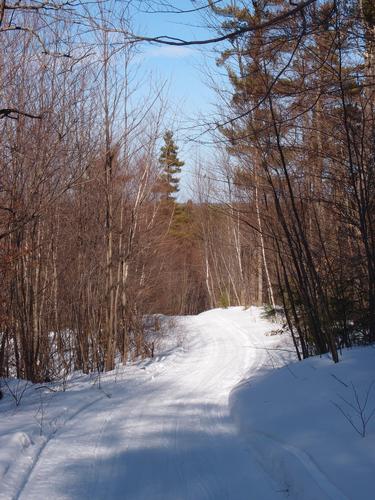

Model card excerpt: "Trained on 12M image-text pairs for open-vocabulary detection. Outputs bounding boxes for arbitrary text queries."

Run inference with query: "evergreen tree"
[158,130,184,201]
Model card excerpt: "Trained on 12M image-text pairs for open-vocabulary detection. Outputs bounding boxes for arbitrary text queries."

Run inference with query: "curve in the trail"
[15,308,286,500]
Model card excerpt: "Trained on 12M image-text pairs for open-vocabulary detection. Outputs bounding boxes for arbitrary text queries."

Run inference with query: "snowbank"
[230,346,375,500]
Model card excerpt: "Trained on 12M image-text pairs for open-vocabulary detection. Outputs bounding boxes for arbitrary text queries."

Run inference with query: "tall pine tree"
[158,130,184,201]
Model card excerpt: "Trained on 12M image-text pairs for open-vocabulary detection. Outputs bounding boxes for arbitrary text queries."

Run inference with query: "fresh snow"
[0,307,374,499]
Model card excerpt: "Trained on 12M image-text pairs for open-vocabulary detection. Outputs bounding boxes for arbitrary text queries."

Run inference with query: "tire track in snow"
[226,315,349,500]
[13,308,288,500]
[15,394,106,500]
[166,312,264,500]
[235,430,349,500]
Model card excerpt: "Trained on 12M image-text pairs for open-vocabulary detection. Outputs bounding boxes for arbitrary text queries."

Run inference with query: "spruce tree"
[158,130,184,201]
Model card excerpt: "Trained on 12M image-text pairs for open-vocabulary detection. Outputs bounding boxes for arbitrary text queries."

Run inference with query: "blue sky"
[131,1,223,199]
[134,1,218,124]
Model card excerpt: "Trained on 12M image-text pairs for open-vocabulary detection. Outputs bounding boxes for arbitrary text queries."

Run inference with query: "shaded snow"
[0,307,374,499]
[230,345,375,500]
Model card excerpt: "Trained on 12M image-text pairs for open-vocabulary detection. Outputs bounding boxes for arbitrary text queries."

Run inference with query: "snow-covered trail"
[14,308,288,500]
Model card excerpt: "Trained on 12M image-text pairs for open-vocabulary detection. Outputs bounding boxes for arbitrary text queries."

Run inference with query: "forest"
[1,0,375,382]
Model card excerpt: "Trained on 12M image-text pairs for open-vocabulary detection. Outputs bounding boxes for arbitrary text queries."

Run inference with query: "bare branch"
[128,0,317,46]
[0,108,42,119]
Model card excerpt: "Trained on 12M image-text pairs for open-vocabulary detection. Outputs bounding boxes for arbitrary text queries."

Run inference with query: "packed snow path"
[11,308,290,500]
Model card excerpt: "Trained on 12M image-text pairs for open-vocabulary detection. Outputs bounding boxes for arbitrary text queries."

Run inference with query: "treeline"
[0,28,161,380]
[0,2,196,382]
[0,0,246,381]
[1,0,375,381]
[203,0,375,362]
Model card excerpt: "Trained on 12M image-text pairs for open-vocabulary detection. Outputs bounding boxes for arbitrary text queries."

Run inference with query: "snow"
[230,344,375,500]
[0,307,374,499]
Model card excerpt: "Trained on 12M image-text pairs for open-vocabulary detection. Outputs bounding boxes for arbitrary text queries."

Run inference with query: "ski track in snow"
[2,308,349,500]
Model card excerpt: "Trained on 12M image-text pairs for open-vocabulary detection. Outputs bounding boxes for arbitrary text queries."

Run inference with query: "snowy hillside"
[0,307,374,499]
